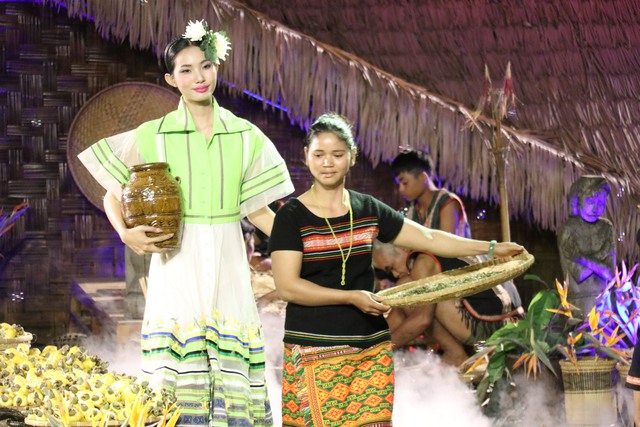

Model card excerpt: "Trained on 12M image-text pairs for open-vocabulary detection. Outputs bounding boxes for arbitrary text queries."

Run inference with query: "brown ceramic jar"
[121,162,183,249]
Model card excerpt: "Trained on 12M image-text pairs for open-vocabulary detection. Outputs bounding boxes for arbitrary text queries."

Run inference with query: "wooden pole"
[493,122,511,241]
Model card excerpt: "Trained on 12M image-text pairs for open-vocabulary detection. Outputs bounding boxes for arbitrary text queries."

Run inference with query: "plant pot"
[559,357,617,426]
[617,361,630,385]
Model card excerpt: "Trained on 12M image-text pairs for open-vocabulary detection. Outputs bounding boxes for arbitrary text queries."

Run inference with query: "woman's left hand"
[351,291,392,316]
[494,242,526,258]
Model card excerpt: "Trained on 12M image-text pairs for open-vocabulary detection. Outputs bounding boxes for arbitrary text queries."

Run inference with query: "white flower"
[183,20,207,41]
[213,32,231,64]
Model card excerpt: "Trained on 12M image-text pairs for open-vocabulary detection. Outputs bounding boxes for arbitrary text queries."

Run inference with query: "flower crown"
[182,20,231,65]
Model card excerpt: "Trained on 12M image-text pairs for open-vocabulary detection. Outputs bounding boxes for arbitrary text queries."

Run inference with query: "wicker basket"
[617,361,631,384]
[67,82,179,211]
[559,357,617,426]
[616,347,633,384]
[51,333,88,349]
[377,252,534,307]
[0,333,33,350]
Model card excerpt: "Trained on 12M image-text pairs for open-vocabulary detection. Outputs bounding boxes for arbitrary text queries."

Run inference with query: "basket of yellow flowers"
[0,323,33,350]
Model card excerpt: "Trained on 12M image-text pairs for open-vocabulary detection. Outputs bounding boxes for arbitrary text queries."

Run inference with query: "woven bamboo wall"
[0,2,560,342]
[0,2,399,342]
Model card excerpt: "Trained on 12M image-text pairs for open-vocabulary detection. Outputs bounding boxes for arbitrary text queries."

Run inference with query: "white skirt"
[140,222,272,427]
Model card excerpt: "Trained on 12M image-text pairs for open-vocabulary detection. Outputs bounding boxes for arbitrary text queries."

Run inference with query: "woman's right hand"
[120,225,174,255]
[493,242,526,258]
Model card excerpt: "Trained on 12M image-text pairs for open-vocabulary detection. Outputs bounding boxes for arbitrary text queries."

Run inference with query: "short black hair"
[163,36,202,74]
[391,149,433,177]
[305,113,358,155]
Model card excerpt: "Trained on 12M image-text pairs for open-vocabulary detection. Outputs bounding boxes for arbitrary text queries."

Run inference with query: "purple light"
[242,90,288,113]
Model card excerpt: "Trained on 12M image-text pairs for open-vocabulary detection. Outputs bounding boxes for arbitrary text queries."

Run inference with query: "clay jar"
[121,162,183,249]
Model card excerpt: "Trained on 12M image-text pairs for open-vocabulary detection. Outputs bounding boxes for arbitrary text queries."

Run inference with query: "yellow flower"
[567,332,583,345]
[602,326,626,348]
[546,308,572,318]
[588,307,600,332]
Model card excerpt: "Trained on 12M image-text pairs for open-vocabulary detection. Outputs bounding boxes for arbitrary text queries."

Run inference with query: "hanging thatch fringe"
[43,0,640,261]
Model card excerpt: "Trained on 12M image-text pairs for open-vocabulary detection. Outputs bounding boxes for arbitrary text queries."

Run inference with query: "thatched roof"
[43,0,640,260]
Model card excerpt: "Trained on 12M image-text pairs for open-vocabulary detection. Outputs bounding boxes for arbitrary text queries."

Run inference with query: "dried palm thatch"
[44,0,640,261]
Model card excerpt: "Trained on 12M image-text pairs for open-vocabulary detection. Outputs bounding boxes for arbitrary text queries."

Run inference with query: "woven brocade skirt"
[282,341,394,426]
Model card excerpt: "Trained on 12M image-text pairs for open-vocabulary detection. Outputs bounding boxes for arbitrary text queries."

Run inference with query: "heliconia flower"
[565,348,578,366]
[567,332,582,345]
[546,308,573,318]
[464,355,485,375]
[526,352,538,379]
[512,352,529,370]
[588,307,600,332]
[602,326,626,347]
[556,279,569,307]
[183,20,208,41]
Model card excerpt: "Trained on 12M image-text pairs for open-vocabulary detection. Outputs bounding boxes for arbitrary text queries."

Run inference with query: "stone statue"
[557,175,615,314]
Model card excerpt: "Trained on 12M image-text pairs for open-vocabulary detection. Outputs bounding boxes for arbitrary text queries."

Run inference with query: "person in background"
[254,199,285,257]
[269,113,525,426]
[372,241,523,367]
[78,19,293,426]
[391,148,470,237]
[251,199,285,271]
[241,217,257,260]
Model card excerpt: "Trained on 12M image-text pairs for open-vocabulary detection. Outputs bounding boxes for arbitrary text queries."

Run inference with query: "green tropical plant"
[464,269,635,405]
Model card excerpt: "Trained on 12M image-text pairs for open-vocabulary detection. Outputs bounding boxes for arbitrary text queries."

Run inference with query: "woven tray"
[67,82,179,211]
[377,252,534,307]
[0,333,33,350]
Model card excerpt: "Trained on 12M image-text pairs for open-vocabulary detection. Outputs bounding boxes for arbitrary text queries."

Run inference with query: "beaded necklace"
[312,184,354,286]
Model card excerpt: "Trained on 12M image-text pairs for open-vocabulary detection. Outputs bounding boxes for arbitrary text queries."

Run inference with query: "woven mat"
[377,252,535,307]
[67,82,179,211]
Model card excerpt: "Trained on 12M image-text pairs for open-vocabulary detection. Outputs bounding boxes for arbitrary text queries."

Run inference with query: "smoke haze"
[84,305,626,426]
